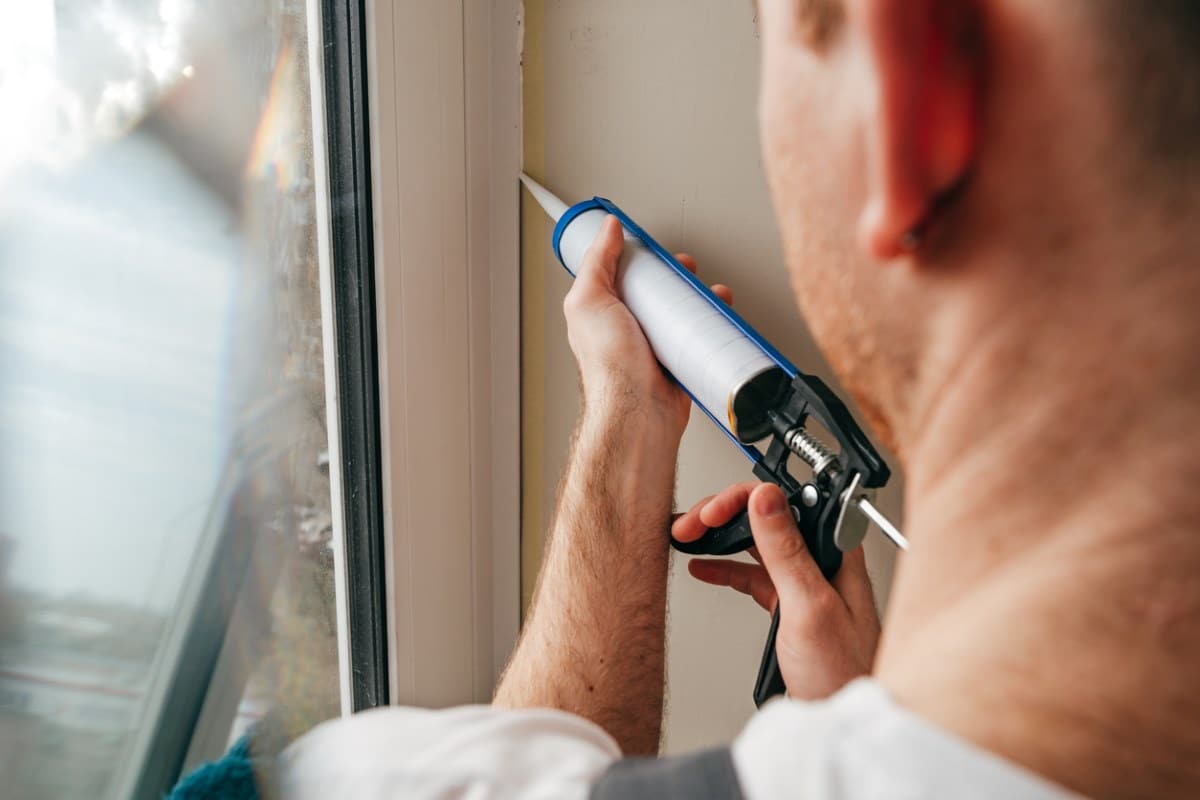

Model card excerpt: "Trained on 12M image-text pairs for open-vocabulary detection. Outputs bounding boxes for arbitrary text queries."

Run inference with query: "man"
[284,0,1200,796]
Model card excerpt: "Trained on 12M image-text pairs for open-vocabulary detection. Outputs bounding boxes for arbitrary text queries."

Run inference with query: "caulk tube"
[543,189,790,443]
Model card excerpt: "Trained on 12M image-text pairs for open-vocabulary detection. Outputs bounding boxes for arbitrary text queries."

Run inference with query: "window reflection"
[0,1,339,797]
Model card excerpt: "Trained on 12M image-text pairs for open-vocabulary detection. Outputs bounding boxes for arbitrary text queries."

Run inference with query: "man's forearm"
[494,404,679,755]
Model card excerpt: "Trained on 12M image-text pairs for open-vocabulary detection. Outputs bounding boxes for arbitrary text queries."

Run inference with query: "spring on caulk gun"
[784,425,840,482]
[785,424,910,552]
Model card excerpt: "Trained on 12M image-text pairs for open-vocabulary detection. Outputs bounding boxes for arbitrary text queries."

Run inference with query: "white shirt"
[280,679,1078,799]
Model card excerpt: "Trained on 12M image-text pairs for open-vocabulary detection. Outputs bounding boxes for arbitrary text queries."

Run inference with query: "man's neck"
[873,289,1200,798]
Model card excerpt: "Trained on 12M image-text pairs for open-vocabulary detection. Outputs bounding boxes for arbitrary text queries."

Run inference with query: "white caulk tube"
[523,174,790,443]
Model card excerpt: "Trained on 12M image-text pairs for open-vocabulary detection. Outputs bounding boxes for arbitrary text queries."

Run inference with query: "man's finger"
[671,494,717,543]
[700,481,761,528]
[748,484,828,607]
[832,546,878,628]
[688,559,778,612]
[576,216,625,296]
[676,253,698,273]
[711,284,733,305]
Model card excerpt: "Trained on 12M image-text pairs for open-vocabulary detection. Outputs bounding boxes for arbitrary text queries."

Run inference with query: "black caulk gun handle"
[669,491,844,707]
[670,510,756,556]
[753,608,787,706]
[670,512,789,706]
[752,539,843,707]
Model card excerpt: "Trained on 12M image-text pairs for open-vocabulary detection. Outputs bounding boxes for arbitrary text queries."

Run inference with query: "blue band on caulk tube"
[552,198,607,273]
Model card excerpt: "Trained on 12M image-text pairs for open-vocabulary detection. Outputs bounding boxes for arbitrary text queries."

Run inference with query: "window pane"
[0,2,340,797]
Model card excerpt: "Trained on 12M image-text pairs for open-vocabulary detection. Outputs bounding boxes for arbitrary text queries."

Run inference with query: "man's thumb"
[748,484,824,602]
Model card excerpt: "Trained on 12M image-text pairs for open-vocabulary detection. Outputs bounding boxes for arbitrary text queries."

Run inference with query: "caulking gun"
[522,174,908,707]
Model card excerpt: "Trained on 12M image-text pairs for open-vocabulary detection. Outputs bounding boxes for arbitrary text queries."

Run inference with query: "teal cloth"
[167,734,259,800]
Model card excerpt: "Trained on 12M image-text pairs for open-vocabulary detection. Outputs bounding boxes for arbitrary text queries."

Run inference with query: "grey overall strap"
[590,747,745,800]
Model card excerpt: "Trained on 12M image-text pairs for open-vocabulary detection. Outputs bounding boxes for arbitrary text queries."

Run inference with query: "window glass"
[0,2,340,797]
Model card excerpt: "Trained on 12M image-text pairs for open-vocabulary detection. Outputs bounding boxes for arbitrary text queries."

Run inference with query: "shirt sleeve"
[730,679,1080,800]
[279,705,621,800]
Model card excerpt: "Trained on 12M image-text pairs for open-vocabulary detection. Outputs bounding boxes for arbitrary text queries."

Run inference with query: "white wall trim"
[366,0,522,706]
[466,0,523,696]
[305,0,354,719]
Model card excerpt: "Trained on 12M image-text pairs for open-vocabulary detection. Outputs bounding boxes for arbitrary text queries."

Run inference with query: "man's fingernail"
[754,486,785,517]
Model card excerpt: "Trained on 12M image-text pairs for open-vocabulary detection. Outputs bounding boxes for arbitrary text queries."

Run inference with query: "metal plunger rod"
[856,497,910,551]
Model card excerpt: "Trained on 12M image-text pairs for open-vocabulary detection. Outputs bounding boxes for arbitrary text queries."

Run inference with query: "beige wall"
[521,0,903,753]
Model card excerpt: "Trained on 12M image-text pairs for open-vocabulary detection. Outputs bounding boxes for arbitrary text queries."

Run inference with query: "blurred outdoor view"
[0,1,340,797]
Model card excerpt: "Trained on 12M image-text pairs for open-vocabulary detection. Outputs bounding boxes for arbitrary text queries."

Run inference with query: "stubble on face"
[758,15,903,454]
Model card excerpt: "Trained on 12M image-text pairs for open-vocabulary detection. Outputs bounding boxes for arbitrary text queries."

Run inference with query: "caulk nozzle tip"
[519,172,570,222]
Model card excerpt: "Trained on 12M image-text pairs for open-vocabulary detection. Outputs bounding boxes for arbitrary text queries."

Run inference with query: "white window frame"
[366,0,522,705]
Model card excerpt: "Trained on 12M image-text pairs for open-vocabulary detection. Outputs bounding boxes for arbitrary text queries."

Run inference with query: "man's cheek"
[760,80,809,206]
[761,91,827,248]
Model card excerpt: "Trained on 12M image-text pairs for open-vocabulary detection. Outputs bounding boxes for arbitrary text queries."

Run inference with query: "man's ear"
[854,0,983,260]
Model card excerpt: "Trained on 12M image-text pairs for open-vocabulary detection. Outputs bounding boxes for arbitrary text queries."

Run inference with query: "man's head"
[755,0,1200,458]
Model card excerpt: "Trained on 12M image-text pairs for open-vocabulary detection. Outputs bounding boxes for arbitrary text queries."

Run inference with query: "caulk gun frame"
[728,366,792,442]
[834,473,872,552]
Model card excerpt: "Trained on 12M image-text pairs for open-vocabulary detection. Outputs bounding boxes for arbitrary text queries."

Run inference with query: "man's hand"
[672,481,881,700]
[564,215,732,442]
[495,218,735,755]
